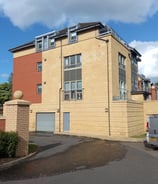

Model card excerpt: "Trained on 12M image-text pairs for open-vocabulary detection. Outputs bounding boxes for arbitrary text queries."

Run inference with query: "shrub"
[28,143,38,154]
[0,131,18,158]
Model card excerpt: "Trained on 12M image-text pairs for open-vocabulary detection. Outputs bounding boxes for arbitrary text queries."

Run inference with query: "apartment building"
[10,22,146,138]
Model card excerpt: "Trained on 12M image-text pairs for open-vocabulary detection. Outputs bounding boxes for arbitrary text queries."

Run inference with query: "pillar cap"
[4,99,30,106]
[13,90,23,99]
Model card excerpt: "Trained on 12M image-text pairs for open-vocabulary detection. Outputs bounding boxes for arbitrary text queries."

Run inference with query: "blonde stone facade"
[10,22,158,139]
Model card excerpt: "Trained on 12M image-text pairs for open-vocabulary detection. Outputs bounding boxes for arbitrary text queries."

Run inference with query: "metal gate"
[36,112,55,132]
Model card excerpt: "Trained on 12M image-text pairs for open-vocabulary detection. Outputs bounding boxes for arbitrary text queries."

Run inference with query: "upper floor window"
[64,54,82,101]
[68,29,78,43]
[35,31,56,52]
[118,53,126,100]
[69,32,77,42]
[64,54,81,69]
[37,62,42,72]
[118,53,126,70]
[37,84,42,94]
[131,57,138,91]
[48,37,55,48]
[43,37,48,50]
[36,39,42,52]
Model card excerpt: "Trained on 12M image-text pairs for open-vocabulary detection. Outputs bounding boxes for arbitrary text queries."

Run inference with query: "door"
[63,112,70,132]
[36,112,55,132]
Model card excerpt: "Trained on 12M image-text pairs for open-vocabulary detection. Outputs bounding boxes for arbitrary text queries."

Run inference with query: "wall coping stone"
[4,99,30,106]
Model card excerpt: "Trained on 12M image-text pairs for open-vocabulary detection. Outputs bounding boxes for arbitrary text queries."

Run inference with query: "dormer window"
[36,39,42,52]
[35,31,56,52]
[43,37,48,50]
[69,31,77,43]
[48,37,55,48]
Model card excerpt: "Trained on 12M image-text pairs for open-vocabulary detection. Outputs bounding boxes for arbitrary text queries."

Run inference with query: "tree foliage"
[154,82,158,87]
[0,73,12,106]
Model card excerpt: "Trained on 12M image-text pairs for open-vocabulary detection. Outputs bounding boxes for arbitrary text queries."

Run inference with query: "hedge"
[0,131,18,158]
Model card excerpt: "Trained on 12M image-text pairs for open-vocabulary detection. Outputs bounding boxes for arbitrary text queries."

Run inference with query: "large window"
[64,54,82,100]
[118,53,126,100]
[64,54,81,69]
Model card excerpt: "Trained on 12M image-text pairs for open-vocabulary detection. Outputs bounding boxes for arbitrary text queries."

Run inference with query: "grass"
[131,133,146,138]
[28,143,38,154]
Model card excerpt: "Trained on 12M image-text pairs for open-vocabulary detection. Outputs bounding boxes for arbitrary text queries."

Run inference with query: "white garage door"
[36,113,55,132]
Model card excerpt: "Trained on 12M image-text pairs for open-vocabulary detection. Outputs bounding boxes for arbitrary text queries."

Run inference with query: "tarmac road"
[0,134,158,184]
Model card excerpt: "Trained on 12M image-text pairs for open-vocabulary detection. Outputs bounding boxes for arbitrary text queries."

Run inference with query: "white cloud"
[130,41,158,80]
[0,73,9,79]
[0,0,158,29]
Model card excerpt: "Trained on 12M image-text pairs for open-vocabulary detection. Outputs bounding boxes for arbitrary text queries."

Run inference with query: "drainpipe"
[59,40,63,132]
[96,37,111,136]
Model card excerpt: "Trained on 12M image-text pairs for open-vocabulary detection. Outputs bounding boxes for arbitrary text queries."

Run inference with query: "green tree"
[154,82,158,87]
[0,73,12,106]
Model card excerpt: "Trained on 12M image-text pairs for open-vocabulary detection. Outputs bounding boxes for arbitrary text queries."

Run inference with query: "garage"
[36,112,55,132]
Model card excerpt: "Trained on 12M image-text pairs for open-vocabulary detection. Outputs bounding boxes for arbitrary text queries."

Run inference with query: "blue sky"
[0,0,158,83]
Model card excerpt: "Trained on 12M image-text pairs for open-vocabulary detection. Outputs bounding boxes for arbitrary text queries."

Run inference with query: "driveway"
[0,134,158,184]
[0,133,126,181]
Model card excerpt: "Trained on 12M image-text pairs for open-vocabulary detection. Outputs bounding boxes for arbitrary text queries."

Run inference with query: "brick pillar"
[4,97,30,157]
[150,86,156,100]
[0,117,5,131]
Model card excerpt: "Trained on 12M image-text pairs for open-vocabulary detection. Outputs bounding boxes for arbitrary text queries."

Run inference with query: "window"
[131,57,138,91]
[118,53,126,100]
[119,80,126,100]
[69,30,78,43]
[36,39,42,52]
[64,54,82,100]
[37,62,42,72]
[64,81,82,100]
[64,54,81,69]
[35,31,56,52]
[37,84,42,94]
[118,53,125,69]
[48,37,55,48]
[43,37,48,50]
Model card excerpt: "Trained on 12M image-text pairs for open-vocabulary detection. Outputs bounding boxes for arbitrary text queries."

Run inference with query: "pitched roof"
[9,22,103,53]
[9,41,35,53]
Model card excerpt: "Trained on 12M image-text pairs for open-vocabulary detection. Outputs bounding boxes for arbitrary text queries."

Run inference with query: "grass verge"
[28,143,38,154]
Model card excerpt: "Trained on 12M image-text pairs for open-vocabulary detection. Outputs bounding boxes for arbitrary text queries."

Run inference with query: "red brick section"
[150,87,157,100]
[0,118,5,131]
[13,52,42,103]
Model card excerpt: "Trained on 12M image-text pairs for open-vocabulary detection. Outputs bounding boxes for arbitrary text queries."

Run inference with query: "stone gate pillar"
[3,91,30,157]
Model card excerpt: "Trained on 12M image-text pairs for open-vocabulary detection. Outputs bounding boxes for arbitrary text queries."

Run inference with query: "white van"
[144,115,158,149]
